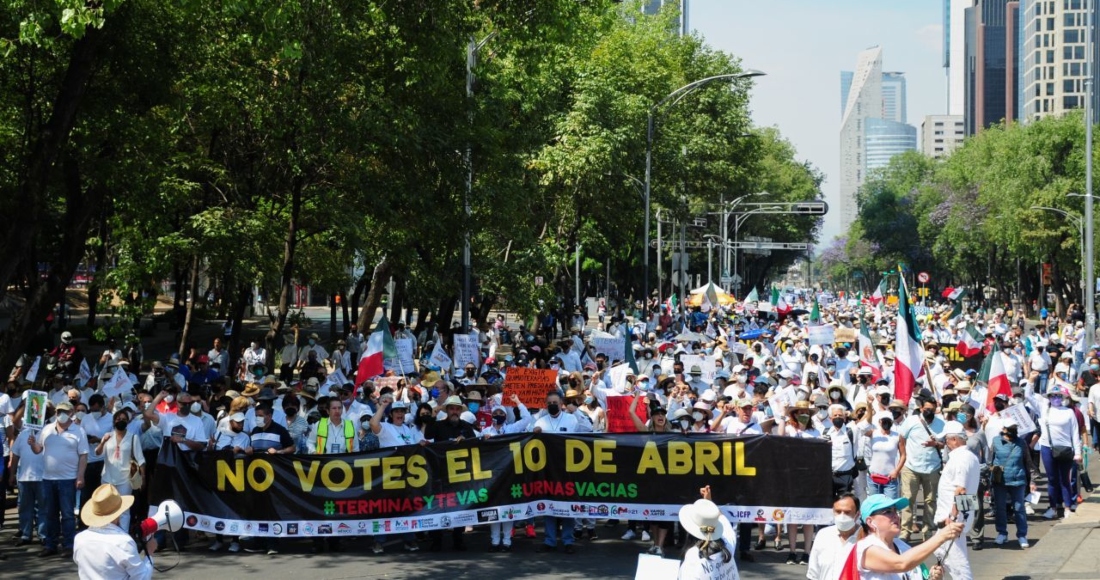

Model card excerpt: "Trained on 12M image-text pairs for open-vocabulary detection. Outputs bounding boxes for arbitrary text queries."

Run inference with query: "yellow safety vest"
[315,418,354,454]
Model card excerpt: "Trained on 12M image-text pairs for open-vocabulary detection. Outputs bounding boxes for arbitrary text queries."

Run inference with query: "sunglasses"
[870,507,899,517]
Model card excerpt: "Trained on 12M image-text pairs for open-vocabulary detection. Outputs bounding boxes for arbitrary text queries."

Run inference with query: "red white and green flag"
[977,342,1012,413]
[770,286,791,315]
[356,315,397,387]
[871,279,887,304]
[894,271,924,404]
[859,305,882,383]
[957,323,984,358]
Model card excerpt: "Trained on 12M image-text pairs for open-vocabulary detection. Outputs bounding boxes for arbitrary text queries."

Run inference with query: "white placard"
[680,354,716,384]
[730,342,749,355]
[101,370,133,399]
[429,341,452,371]
[452,333,481,373]
[1002,404,1036,435]
[385,338,416,374]
[607,363,632,392]
[78,359,92,385]
[634,554,681,580]
[767,386,798,419]
[591,336,625,363]
[807,325,836,346]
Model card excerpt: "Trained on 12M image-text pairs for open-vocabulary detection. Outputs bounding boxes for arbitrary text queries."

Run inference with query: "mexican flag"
[871,279,887,304]
[957,323,984,358]
[744,287,759,303]
[665,293,678,313]
[356,315,397,387]
[770,286,791,315]
[977,342,1012,413]
[810,297,821,323]
[859,305,882,383]
[942,287,966,301]
[894,271,924,404]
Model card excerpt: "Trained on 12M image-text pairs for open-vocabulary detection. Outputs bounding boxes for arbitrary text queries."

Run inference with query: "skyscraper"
[866,119,918,170]
[947,0,977,115]
[1019,0,1100,122]
[835,47,883,240]
[882,72,908,123]
[963,0,1018,134]
[642,0,688,35]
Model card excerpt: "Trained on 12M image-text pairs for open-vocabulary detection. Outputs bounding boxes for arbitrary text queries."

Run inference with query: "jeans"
[992,484,1028,539]
[42,479,77,551]
[867,475,900,499]
[544,516,575,546]
[1091,418,1100,451]
[573,517,595,531]
[1040,446,1076,510]
[1035,371,1049,395]
[490,521,515,546]
[17,480,46,541]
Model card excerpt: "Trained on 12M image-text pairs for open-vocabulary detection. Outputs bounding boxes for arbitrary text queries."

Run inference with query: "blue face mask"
[955,412,967,423]
[468,402,480,413]
[430,388,440,398]
[1050,396,1064,408]
[1091,364,1099,372]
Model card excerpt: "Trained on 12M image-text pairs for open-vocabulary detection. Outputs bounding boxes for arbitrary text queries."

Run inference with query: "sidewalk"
[1004,489,1100,580]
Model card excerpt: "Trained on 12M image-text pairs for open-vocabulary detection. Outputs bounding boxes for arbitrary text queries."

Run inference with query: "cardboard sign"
[23,390,48,430]
[605,395,649,433]
[1002,404,1037,435]
[807,325,836,346]
[607,363,633,392]
[452,333,481,373]
[591,336,625,363]
[25,356,41,383]
[834,327,858,344]
[502,367,558,408]
[428,341,452,372]
[373,376,404,391]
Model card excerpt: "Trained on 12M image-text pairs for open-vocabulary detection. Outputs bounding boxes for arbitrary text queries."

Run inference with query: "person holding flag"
[356,315,398,392]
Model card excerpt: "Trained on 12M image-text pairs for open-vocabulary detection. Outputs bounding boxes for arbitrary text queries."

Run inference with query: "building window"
[1047,82,1055,95]
[1065,96,1079,109]
[1048,50,1056,63]
[1072,62,1082,75]
[1076,46,1086,59]
[1065,79,1076,92]
[1065,46,1075,59]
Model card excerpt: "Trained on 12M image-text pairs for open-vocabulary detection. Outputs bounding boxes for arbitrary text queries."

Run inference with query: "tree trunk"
[350,275,368,326]
[389,275,405,327]
[0,154,105,375]
[413,303,433,337]
[265,181,304,362]
[177,254,201,359]
[434,296,458,332]
[0,28,105,307]
[329,293,337,341]
[86,209,109,328]
[356,256,391,330]
[340,290,349,336]
[229,282,251,374]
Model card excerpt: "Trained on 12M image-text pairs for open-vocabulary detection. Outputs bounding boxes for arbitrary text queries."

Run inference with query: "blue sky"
[689,0,945,243]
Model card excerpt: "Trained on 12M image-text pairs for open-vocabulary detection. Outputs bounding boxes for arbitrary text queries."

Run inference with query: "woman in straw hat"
[677,485,738,580]
[73,483,155,579]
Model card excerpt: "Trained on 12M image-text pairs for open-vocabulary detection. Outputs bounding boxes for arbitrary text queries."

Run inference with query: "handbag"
[991,464,1005,486]
[870,473,891,486]
[1045,414,1075,462]
[128,434,143,489]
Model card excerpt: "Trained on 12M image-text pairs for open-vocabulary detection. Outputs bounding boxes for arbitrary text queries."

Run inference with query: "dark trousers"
[78,462,104,524]
[429,527,465,549]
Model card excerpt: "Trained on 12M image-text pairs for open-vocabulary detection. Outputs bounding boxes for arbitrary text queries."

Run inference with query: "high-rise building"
[882,72,908,123]
[920,114,967,158]
[866,119,918,170]
[947,0,977,115]
[1019,0,1100,122]
[642,0,688,35]
[835,47,883,239]
[963,0,1019,134]
[841,71,854,116]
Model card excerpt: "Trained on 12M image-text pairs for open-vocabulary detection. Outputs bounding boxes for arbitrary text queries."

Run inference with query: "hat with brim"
[442,395,466,411]
[241,383,261,398]
[860,494,910,521]
[81,484,135,528]
[787,400,812,415]
[678,499,729,542]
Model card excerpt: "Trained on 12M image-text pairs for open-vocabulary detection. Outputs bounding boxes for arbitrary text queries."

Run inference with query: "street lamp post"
[729,205,781,294]
[1086,1,1096,346]
[644,70,764,312]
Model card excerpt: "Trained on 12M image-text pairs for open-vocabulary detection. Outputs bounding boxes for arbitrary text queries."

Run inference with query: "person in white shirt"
[330,340,352,375]
[94,410,145,533]
[10,423,47,546]
[145,390,207,452]
[369,400,423,449]
[866,412,902,499]
[74,484,155,580]
[676,486,739,580]
[533,391,579,554]
[932,421,980,580]
[806,493,861,580]
[1027,344,1052,394]
[1022,380,1083,518]
[480,394,532,551]
[295,333,328,367]
[29,401,89,556]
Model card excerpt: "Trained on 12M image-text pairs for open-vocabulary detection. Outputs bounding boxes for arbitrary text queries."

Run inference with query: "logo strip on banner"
[152,433,833,536]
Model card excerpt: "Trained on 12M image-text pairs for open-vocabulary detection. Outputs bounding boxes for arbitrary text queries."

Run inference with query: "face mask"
[830,391,842,401]
[191,402,202,414]
[644,354,653,360]
[921,409,935,422]
[679,418,692,429]
[1091,364,1099,372]
[491,414,506,425]
[817,409,828,420]
[546,402,561,416]
[468,402,480,413]
[796,414,811,426]
[164,394,175,404]
[1049,396,1064,407]
[955,412,967,423]
[57,412,71,424]
[73,411,86,423]
[250,342,257,350]
[880,418,893,431]
[692,412,706,422]
[831,417,845,429]
[834,513,858,532]
[737,374,747,383]
[115,420,129,431]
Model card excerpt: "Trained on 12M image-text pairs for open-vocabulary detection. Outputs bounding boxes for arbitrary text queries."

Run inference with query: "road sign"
[692,218,708,228]
[728,241,809,251]
[917,271,930,284]
[721,276,734,284]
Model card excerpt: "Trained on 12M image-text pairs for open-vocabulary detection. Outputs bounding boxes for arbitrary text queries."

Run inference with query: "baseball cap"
[861,494,910,521]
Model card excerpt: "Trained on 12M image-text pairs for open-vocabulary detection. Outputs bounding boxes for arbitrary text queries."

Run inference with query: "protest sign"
[807,325,835,346]
[385,338,417,375]
[729,342,748,355]
[23,390,47,430]
[78,359,92,385]
[452,334,481,372]
[25,356,41,383]
[591,336,625,363]
[429,341,452,371]
[501,368,558,408]
[1002,403,1036,435]
[102,371,133,399]
[834,327,857,344]
[607,363,632,392]
[151,433,833,537]
[767,386,799,419]
[679,354,717,384]
[605,395,649,433]
[373,376,404,391]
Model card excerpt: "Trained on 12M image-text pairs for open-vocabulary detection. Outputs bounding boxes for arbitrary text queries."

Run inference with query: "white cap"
[700,390,717,402]
[939,421,966,439]
[229,412,246,423]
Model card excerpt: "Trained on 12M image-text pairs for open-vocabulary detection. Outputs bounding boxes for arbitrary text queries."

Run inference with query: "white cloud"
[915,23,943,54]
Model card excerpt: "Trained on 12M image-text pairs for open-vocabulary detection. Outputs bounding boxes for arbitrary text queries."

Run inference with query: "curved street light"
[1030,205,1086,305]
[643,69,765,309]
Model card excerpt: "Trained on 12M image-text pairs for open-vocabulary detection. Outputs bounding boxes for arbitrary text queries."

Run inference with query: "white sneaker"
[641,531,651,542]
[1043,508,1056,519]
[653,547,664,557]
[1025,504,1035,515]
[208,540,224,552]
[1018,537,1029,549]
[995,534,1007,545]
[621,529,637,541]
[228,542,241,553]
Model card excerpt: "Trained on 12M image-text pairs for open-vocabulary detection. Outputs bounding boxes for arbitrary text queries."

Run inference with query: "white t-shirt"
[534,411,579,433]
[1088,384,1100,417]
[375,421,423,449]
[100,431,144,486]
[82,412,112,463]
[159,413,206,451]
[37,421,89,480]
[856,535,921,580]
[867,430,901,476]
[12,429,46,481]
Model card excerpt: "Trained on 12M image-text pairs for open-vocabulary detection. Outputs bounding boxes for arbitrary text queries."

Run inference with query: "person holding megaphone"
[74,483,155,579]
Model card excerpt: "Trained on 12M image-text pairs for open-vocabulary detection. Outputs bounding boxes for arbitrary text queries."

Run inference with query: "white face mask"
[57,412,71,424]
[692,412,706,422]
[164,394,175,404]
[190,402,202,414]
[834,513,858,532]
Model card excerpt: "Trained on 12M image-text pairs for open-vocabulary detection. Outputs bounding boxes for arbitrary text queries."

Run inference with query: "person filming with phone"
[933,420,980,580]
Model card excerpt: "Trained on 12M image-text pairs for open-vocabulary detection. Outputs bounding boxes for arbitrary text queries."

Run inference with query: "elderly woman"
[856,494,960,580]
[1023,377,1083,518]
[990,422,1030,548]
[677,486,738,580]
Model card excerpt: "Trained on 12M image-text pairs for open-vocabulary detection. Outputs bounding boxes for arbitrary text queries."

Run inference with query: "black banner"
[151,433,832,536]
